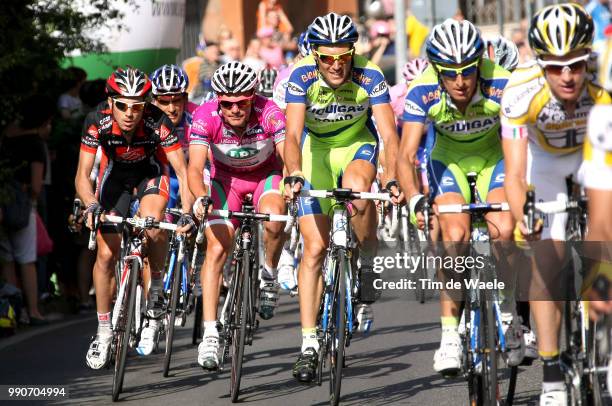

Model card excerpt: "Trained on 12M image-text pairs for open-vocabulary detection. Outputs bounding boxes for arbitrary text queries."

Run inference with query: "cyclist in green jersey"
[283,12,401,383]
[397,18,519,377]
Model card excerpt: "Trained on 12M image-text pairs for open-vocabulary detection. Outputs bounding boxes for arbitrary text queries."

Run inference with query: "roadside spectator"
[406,12,429,58]
[217,24,234,44]
[0,95,53,326]
[511,27,532,64]
[58,67,87,120]
[243,39,266,72]
[265,9,294,50]
[257,0,293,34]
[586,0,612,53]
[183,38,206,96]
[369,20,393,65]
[220,38,241,64]
[192,41,220,101]
[258,27,284,69]
[80,79,106,113]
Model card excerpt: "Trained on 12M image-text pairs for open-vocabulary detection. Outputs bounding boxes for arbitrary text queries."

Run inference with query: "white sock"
[203,321,218,337]
[542,381,565,393]
[97,312,112,338]
[301,329,319,353]
[262,263,277,280]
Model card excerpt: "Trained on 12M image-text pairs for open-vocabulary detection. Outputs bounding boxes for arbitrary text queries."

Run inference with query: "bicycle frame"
[437,172,513,405]
[299,188,391,405]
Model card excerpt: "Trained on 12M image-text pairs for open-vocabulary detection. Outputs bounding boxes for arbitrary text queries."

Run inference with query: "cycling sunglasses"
[537,54,589,75]
[435,60,479,79]
[313,48,354,65]
[218,98,253,109]
[113,100,146,112]
[155,94,186,106]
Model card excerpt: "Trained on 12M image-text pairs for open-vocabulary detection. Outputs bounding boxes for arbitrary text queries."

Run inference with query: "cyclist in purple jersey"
[188,62,287,370]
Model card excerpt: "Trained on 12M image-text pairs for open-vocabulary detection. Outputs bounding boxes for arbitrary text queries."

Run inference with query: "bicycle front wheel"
[329,249,347,406]
[230,252,249,403]
[163,254,182,377]
[112,259,138,402]
[481,292,498,405]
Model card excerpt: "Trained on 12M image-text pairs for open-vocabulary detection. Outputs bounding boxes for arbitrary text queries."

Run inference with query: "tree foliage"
[0,0,130,130]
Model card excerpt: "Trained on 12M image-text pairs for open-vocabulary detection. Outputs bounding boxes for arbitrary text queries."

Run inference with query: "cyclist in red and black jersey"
[75,67,194,369]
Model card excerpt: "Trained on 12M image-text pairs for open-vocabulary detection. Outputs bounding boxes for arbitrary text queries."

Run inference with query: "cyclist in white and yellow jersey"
[500,4,611,405]
[283,12,401,383]
[581,39,612,319]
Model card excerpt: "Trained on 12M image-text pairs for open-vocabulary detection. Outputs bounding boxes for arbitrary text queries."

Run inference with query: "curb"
[0,315,91,352]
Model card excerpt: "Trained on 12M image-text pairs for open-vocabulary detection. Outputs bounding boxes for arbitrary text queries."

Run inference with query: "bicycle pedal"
[440,368,461,379]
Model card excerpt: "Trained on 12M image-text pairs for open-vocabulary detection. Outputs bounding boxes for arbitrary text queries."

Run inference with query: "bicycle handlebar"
[300,189,392,202]
[102,215,178,231]
[437,202,511,214]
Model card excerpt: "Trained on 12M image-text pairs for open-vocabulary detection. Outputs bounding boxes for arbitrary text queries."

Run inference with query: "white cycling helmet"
[484,36,519,71]
[402,58,429,83]
[211,62,258,94]
[151,64,189,95]
[426,18,485,65]
[528,3,593,57]
[308,12,359,46]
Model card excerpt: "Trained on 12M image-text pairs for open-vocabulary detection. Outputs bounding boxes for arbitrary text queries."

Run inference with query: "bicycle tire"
[589,318,610,406]
[505,366,518,405]
[481,288,498,406]
[464,301,483,406]
[112,259,138,402]
[163,253,182,377]
[230,252,249,403]
[409,224,426,304]
[192,295,202,346]
[329,249,347,406]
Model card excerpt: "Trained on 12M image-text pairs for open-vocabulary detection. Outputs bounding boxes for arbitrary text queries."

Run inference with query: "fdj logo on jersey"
[227,147,258,159]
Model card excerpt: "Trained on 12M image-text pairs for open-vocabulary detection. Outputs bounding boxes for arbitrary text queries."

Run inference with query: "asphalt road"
[0,288,542,405]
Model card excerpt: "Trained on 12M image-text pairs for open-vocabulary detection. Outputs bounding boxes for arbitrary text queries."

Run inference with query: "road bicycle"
[89,213,176,402]
[435,172,518,406]
[524,179,611,405]
[296,188,391,406]
[160,208,198,377]
[195,194,292,403]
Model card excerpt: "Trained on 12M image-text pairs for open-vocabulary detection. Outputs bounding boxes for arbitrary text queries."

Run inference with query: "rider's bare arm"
[397,121,425,199]
[166,148,194,214]
[372,103,399,182]
[187,144,209,200]
[75,149,97,207]
[283,102,306,176]
[502,137,529,224]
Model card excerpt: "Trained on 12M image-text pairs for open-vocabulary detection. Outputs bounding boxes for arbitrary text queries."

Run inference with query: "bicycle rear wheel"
[230,253,249,403]
[329,249,347,406]
[589,317,611,405]
[163,254,182,377]
[464,302,483,406]
[112,260,138,402]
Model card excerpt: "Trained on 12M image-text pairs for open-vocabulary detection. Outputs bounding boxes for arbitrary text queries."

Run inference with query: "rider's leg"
[257,179,286,320]
[343,159,377,257]
[292,213,329,382]
[256,174,286,275]
[85,230,121,368]
[134,192,169,355]
[431,147,472,371]
[485,185,525,366]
